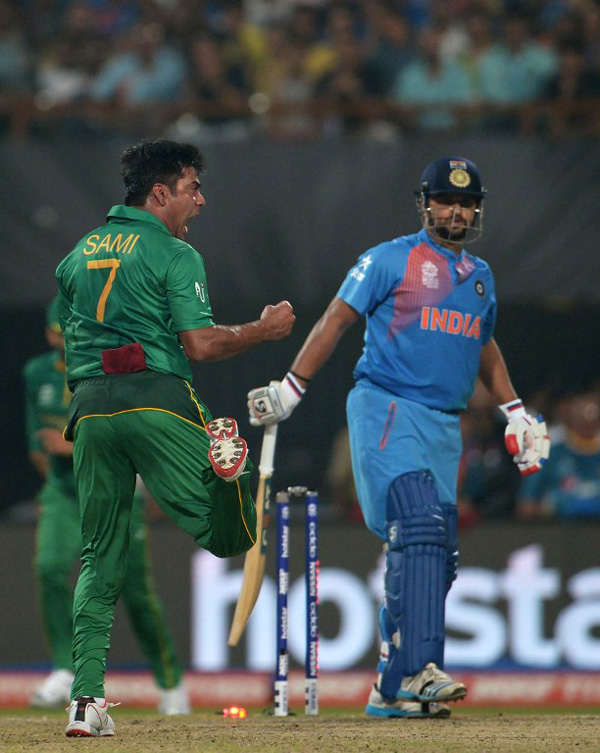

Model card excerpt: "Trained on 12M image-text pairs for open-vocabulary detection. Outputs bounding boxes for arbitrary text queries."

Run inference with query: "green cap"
[46,298,62,333]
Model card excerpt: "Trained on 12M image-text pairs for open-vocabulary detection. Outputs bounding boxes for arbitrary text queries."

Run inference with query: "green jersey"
[23,350,76,496]
[56,205,214,388]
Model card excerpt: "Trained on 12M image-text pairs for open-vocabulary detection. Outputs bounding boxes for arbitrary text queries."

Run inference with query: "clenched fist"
[260,300,295,340]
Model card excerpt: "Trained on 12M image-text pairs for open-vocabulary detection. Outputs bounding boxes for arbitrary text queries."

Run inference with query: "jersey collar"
[419,228,468,265]
[107,205,171,235]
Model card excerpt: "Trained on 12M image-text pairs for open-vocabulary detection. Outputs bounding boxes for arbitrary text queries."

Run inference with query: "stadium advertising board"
[191,523,600,672]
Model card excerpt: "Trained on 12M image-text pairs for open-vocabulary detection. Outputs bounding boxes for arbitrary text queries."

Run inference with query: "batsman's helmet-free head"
[416,156,486,244]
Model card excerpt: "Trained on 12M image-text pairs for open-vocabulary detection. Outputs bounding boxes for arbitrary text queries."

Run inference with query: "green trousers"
[35,483,182,689]
[69,374,256,698]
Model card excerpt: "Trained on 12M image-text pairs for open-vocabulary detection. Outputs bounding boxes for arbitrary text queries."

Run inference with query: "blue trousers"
[346,381,461,541]
[347,381,461,691]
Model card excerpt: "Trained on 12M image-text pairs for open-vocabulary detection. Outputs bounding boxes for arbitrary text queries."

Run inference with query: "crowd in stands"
[1,0,600,140]
[328,382,600,525]
[444,384,600,525]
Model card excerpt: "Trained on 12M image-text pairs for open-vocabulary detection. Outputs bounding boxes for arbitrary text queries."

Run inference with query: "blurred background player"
[248,156,549,718]
[517,390,600,519]
[23,299,190,715]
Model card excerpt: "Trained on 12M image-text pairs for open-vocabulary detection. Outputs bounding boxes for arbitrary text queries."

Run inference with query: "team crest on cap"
[449,168,471,188]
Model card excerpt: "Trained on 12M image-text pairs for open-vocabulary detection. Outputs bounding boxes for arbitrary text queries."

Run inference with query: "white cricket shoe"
[30,669,74,709]
[158,683,191,715]
[65,697,117,737]
[365,685,451,718]
[400,662,467,703]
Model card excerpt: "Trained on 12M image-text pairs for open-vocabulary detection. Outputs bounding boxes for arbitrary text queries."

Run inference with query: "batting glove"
[248,372,305,426]
[500,399,550,476]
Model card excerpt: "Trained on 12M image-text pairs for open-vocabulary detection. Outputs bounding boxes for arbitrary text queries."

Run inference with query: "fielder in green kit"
[24,300,190,715]
[56,139,295,738]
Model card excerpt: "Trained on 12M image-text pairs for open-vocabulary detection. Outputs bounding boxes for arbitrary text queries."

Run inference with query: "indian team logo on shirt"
[475,279,485,297]
[421,260,439,289]
[195,282,205,302]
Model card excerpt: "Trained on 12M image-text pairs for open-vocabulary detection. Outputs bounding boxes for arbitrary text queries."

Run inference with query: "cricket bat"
[228,423,278,646]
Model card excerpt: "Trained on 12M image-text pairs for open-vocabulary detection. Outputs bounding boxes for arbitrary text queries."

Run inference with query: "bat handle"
[258,423,278,475]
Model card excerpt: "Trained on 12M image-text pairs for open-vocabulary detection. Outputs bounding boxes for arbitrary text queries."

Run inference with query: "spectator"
[476,14,558,132]
[518,391,600,520]
[364,1,414,96]
[428,0,470,61]
[34,3,106,112]
[0,0,33,135]
[544,44,600,138]
[171,33,252,143]
[460,13,497,101]
[288,4,336,81]
[315,28,385,136]
[87,21,187,131]
[211,0,270,92]
[254,19,289,93]
[391,24,474,133]
[266,33,318,140]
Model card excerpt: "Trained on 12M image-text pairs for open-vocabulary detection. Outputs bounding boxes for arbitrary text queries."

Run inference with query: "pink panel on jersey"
[387,242,454,340]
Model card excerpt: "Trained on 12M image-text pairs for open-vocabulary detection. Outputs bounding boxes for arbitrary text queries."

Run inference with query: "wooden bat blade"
[228,473,270,646]
[228,424,278,647]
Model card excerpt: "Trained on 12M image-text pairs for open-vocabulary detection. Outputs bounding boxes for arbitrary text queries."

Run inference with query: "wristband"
[289,369,311,384]
[499,399,526,422]
[284,372,306,400]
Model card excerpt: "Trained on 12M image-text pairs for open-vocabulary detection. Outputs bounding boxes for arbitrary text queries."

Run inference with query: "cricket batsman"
[248,156,549,718]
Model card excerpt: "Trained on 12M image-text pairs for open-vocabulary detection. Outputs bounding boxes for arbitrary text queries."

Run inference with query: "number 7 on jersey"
[87,258,121,322]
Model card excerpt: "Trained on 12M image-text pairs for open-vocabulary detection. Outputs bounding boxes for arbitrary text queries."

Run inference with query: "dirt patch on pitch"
[2,711,600,752]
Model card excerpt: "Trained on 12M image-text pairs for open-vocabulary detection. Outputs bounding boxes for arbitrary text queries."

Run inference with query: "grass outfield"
[2,707,600,753]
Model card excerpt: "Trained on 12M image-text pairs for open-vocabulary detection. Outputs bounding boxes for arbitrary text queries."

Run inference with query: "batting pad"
[381,471,448,695]
[443,502,458,594]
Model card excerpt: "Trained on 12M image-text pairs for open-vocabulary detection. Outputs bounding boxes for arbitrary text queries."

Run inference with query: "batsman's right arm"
[289,297,359,386]
[248,297,358,426]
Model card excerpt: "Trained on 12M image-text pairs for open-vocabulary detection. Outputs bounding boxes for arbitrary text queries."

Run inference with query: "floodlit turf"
[2,707,600,753]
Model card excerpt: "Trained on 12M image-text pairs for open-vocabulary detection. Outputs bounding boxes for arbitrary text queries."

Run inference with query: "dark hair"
[120,139,205,206]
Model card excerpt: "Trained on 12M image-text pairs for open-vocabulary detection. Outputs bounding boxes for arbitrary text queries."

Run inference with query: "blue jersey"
[337,228,496,412]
